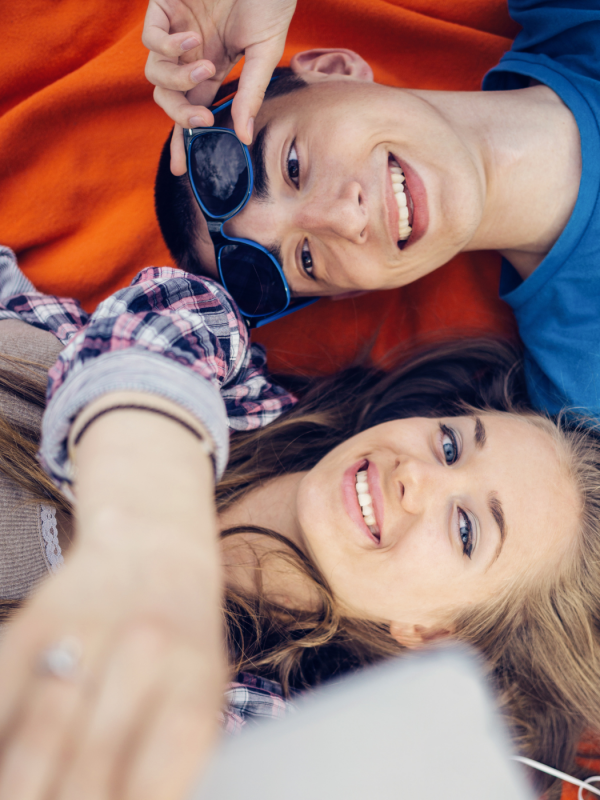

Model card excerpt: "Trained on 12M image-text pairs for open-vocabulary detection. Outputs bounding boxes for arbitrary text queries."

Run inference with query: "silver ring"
[38,636,82,680]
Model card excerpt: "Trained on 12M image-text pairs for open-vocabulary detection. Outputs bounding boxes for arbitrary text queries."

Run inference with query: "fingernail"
[189,116,204,127]
[246,117,255,143]
[191,65,211,83]
[181,37,199,52]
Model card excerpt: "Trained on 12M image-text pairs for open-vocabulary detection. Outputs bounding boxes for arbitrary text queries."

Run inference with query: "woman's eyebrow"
[473,417,507,566]
[488,493,507,566]
[474,416,487,449]
[249,122,273,202]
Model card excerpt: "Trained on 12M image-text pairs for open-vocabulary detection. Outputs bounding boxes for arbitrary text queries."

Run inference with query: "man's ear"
[389,622,455,649]
[290,49,374,82]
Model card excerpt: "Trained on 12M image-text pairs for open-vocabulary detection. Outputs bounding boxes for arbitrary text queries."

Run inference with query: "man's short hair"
[154,67,307,277]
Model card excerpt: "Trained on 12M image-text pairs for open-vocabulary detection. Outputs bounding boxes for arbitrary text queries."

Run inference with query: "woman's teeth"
[390,161,412,242]
[356,469,380,540]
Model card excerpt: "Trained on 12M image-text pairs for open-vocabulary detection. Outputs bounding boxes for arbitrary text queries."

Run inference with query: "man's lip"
[342,460,381,546]
[391,154,429,247]
[384,158,400,250]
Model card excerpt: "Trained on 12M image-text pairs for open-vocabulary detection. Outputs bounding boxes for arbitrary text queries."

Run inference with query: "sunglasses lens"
[190,132,249,216]
[219,244,288,317]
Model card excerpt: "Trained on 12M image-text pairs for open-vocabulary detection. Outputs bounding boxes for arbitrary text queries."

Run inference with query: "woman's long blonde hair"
[2,339,600,797]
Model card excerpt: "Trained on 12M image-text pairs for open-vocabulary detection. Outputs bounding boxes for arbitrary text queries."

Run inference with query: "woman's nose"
[295,181,367,242]
[392,457,438,516]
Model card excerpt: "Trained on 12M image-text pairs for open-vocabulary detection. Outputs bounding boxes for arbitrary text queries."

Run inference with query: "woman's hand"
[143,0,297,173]
[0,406,225,800]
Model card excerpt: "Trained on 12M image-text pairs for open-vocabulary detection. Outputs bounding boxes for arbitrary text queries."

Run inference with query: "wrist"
[72,404,217,550]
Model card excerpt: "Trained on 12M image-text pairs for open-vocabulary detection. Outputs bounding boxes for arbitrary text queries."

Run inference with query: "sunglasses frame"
[184,86,318,328]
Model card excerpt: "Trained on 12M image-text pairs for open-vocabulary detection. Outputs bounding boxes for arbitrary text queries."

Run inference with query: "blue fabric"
[482,1,600,417]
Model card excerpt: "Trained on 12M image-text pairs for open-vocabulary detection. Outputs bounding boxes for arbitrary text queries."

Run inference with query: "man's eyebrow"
[265,242,283,267]
[474,416,487,449]
[249,122,272,202]
[488,493,507,567]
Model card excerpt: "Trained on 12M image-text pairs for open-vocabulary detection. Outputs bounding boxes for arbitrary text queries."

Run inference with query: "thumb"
[230,42,287,145]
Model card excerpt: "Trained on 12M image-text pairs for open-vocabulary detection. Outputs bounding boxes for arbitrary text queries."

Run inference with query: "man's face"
[196,73,487,296]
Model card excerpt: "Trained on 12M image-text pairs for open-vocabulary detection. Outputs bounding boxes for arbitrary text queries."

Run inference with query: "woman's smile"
[342,459,383,545]
[296,413,578,626]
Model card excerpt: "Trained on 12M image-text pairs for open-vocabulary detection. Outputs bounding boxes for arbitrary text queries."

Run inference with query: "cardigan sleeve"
[39,266,296,492]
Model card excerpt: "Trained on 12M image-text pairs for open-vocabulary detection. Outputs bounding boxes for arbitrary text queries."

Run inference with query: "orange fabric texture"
[1,0,519,375]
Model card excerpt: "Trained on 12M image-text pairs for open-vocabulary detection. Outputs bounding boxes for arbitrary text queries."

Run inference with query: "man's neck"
[417,84,581,280]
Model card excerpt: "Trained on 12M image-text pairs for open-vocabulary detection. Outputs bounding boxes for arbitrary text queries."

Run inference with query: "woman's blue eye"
[458,508,474,559]
[301,240,314,276]
[287,142,300,186]
[440,424,459,465]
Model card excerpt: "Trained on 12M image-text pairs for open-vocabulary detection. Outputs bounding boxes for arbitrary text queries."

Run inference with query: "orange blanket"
[0,0,518,374]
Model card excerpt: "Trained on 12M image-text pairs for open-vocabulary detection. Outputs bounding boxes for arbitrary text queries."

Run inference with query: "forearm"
[73,401,221,590]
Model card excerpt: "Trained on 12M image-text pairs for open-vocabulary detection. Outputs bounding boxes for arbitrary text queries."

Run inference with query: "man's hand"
[143,0,297,174]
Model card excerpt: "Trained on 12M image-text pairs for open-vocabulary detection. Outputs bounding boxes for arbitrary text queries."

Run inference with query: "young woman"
[0,247,599,800]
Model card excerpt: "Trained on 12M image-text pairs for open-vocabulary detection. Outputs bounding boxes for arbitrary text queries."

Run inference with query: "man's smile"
[388,156,413,246]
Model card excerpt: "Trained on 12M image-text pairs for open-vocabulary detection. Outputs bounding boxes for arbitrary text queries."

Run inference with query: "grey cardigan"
[0,319,63,599]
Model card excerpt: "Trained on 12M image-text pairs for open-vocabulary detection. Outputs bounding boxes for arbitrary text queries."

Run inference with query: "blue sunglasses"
[184,80,318,328]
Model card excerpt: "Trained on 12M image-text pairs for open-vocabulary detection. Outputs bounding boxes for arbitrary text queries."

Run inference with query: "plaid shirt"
[222,672,294,733]
[0,247,296,491]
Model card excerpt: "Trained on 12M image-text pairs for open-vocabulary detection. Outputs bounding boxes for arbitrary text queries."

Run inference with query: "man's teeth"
[390,162,412,242]
[356,469,380,539]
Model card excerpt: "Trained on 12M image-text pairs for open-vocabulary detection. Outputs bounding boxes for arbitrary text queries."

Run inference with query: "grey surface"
[192,648,534,800]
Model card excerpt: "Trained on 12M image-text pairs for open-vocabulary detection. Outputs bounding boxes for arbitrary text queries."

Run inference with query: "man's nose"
[295,181,367,242]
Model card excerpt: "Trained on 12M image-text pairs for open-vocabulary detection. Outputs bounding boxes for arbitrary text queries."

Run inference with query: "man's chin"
[329,290,370,301]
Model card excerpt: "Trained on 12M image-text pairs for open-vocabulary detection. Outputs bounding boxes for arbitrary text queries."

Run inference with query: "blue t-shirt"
[482,1,600,417]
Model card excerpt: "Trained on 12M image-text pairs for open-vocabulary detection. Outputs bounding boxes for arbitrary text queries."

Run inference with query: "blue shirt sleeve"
[505,1,600,84]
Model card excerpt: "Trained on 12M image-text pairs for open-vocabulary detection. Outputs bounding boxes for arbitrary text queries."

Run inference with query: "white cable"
[512,756,600,798]
[579,777,600,800]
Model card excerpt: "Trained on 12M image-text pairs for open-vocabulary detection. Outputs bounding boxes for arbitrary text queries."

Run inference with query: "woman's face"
[295,413,580,634]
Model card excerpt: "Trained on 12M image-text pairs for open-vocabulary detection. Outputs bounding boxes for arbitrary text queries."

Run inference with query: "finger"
[231,43,287,144]
[185,74,224,109]
[153,86,215,129]
[121,647,223,800]
[170,125,187,177]
[0,621,109,800]
[143,29,203,59]
[142,4,201,58]
[0,621,41,732]
[145,53,216,94]
[57,624,169,800]
[0,676,85,800]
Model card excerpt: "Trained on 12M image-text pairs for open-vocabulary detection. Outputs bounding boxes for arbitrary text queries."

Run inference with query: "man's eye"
[440,424,459,465]
[287,142,300,187]
[301,240,314,277]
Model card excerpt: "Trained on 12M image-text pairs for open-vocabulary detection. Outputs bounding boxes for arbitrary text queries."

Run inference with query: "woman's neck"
[218,472,316,607]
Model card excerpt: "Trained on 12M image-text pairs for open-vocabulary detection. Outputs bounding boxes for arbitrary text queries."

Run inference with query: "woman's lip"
[366,461,385,537]
[384,159,400,250]
[391,153,429,248]
[342,460,381,546]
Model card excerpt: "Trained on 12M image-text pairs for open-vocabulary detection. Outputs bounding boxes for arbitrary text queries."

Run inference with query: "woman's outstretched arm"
[0,403,226,800]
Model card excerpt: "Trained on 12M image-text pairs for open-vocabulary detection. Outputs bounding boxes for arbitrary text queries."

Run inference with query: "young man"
[151,1,600,422]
